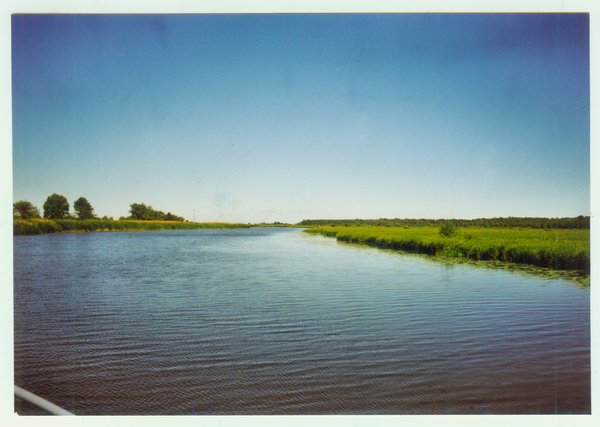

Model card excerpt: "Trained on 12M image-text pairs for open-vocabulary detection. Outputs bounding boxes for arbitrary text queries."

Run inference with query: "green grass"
[305,226,590,273]
[13,219,251,235]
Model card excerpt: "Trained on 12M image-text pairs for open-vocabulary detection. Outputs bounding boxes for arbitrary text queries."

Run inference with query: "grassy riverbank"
[13,219,251,235]
[306,226,590,273]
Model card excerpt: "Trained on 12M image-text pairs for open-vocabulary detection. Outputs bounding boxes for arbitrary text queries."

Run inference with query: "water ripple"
[14,228,590,414]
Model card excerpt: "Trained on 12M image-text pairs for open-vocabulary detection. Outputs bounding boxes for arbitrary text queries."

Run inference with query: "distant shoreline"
[13,219,251,236]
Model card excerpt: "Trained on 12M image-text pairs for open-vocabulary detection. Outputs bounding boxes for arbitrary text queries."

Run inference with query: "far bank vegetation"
[298,216,590,230]
[13,195,250,235]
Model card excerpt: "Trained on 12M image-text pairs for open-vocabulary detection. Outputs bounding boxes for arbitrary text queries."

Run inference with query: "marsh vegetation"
[13,218,250,235]
[305,226,590,279]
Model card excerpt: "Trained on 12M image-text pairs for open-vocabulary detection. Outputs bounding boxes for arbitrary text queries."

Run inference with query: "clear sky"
[11,12,590,223]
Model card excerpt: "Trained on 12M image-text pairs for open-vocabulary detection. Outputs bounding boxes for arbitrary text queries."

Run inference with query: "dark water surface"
[14,228,590,414]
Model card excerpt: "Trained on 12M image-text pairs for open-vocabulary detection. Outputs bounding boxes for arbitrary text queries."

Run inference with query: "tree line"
[298,216,590,229]
[13,194,96,220]
[13,194,186,222]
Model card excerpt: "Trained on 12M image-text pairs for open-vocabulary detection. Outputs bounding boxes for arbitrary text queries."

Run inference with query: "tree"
[73,197,95,220]
[13,200,41,219]
[43,194,70,219]
[130,203,154,220]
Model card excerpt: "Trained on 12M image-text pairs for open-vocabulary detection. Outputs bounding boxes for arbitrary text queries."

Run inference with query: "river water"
[13,228,590,415]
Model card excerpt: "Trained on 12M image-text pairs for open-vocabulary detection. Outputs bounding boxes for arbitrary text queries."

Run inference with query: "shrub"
[439,222,458,238]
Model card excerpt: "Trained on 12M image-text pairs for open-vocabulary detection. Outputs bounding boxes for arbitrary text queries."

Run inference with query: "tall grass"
[13,219,251,236]
[306,226,590,273]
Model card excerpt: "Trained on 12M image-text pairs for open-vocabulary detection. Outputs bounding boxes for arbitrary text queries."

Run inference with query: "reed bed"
[13,219,251,235]
[306,226,590,273]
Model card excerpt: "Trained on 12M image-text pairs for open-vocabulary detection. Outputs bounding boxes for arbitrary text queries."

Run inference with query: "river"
[13,227,590,414]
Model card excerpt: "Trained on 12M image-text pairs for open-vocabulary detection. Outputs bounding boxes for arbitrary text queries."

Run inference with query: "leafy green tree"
[130,203,152,220]
[43,194,70,219]
[73,197,95,220]
[13,200,41,219]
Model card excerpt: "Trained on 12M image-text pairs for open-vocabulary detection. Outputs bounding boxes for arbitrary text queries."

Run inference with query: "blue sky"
[11,13,590,223]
